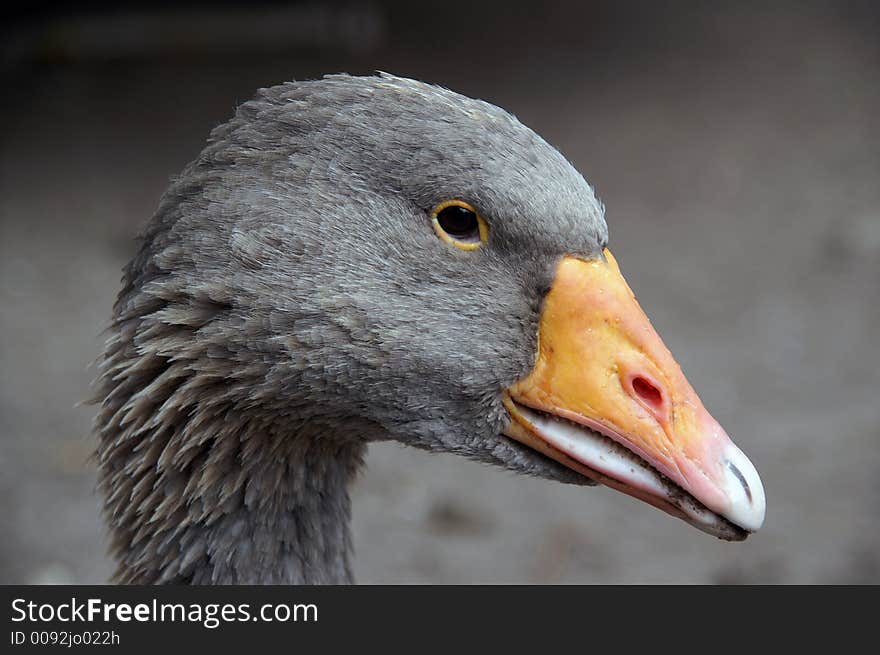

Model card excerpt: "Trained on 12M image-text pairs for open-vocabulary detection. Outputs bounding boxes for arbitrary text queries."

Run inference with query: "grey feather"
[94,73,607,584]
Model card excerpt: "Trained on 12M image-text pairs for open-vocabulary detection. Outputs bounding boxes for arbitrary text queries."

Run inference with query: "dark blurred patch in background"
[1,1,878,583]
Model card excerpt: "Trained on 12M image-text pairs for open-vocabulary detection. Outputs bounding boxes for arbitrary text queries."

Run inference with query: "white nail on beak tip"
[720,443,766,532]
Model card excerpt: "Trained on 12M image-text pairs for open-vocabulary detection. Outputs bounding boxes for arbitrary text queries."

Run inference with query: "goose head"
[101,73,764,580]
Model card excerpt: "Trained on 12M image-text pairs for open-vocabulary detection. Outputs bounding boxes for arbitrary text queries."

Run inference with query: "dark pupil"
[437,205,478,238]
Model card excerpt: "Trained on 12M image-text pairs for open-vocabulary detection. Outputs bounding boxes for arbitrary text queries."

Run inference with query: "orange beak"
[504,250,765,540]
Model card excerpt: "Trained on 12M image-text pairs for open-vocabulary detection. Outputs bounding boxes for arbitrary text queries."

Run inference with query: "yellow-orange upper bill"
[504,250,765,539]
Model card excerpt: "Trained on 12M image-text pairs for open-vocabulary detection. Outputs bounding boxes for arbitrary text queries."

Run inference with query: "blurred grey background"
[1,1,878,584]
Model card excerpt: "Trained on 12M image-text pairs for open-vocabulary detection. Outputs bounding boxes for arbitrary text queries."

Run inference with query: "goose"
[94,73,766,584]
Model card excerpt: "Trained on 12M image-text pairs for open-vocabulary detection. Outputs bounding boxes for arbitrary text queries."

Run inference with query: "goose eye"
[431,200,489,250]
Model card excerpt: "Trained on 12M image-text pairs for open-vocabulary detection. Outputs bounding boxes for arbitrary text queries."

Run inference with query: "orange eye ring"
[430,200,489,250]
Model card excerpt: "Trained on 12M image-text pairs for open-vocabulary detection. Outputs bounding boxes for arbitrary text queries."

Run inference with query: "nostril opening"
[632,376,664,412]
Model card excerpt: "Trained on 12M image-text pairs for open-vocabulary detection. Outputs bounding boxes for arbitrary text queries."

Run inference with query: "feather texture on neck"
[95,286,366,584]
